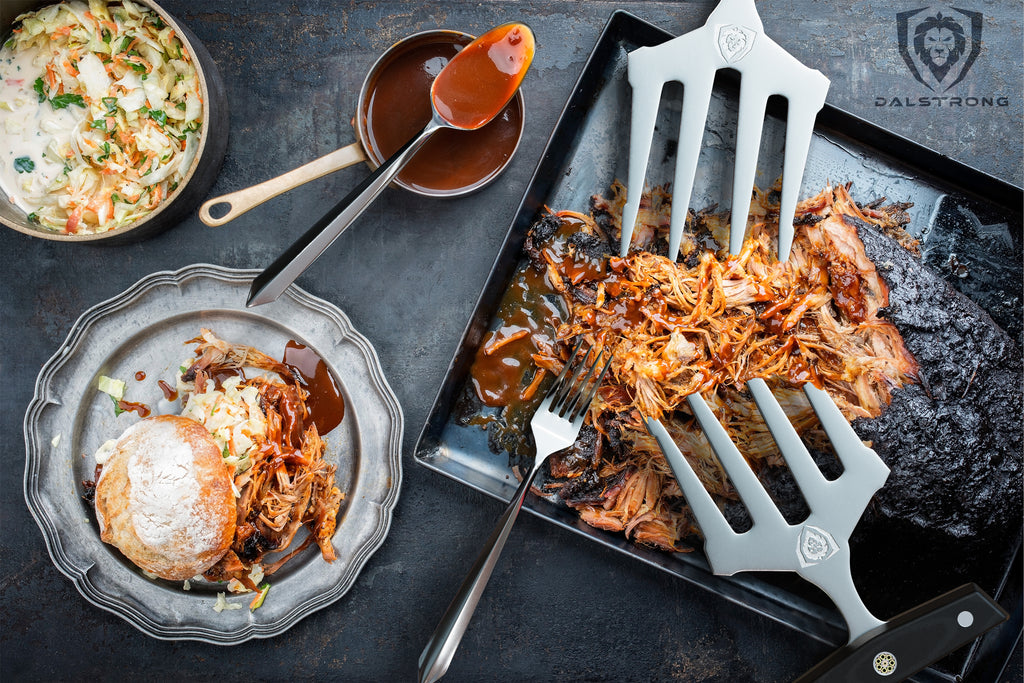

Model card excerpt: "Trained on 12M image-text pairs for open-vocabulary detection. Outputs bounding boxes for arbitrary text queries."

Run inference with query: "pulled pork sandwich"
[92,330,344,600]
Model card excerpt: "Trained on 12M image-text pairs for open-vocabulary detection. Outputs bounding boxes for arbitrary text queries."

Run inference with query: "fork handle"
[417,471,535,683]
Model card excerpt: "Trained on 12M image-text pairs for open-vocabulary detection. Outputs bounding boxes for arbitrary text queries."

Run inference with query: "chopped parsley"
[14,157,35,173]
[50,93,86,109]
[111,395,127,416]
[33,77,46,102]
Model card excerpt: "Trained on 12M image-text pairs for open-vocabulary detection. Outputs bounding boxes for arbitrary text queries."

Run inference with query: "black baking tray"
[414,10,1023,682]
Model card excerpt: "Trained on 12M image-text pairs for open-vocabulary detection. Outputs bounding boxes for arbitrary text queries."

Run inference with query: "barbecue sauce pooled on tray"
[362,27,530,194]
[283,340,345,436]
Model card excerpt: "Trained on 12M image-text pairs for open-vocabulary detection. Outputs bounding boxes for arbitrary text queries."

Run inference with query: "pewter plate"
[24,264,403,644]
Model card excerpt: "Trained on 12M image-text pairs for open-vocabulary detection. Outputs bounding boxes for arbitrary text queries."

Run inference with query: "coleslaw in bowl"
[0,0,227,241]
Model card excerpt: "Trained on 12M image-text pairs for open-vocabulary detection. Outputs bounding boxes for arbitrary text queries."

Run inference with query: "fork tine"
[666,71,716,259]
[540,339,585,411]
[728,83,771,255]
[686,392,787,527]
[567,350,612,423]
[552,344,596,415]
[776,77,828,260]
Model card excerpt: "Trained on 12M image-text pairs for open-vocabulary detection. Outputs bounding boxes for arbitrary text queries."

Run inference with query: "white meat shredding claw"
[620,0,830,261]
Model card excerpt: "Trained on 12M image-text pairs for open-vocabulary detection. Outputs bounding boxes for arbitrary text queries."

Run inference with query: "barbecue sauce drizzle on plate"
[283,340,345,436]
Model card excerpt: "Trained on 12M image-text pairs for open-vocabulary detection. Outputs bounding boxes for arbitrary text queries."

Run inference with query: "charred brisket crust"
[848,213,1022,539]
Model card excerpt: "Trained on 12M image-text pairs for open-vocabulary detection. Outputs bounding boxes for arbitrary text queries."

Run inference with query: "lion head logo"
[914,12,966,82]
[897,7,982,92]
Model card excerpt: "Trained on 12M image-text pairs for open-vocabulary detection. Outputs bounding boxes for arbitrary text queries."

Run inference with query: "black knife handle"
[795,583,1008,683]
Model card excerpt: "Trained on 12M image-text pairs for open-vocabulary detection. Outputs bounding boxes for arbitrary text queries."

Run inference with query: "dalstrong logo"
[896,6,982,92]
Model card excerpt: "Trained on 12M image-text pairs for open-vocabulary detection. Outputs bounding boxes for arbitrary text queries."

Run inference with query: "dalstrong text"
[875,96,1009,107]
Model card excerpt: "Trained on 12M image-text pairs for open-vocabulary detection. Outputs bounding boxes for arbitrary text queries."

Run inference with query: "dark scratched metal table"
[2,2,1020,681]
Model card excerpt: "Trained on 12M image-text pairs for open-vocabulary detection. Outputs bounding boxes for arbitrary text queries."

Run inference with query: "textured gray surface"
[1,1,1020,681]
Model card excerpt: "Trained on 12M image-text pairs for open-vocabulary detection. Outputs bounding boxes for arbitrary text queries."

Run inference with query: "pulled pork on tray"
[464,182,920,552]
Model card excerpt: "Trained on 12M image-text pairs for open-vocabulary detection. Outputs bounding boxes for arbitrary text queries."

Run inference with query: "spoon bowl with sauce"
[246,23,535,308]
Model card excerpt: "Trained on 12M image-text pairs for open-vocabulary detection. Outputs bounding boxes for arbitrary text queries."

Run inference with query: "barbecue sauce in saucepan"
[361,27,530,195]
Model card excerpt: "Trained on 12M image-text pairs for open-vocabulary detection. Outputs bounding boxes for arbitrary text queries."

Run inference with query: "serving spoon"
[247,23,535,307]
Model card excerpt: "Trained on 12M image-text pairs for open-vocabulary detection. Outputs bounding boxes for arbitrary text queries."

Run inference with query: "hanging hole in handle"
[205,201,231,221]
[199,196,240,226]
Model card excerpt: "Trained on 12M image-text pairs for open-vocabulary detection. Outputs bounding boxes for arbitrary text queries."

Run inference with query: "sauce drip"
[431,23,535,130]
[362,33,523,194]
[134,371,146,381]
[117,399,151,417]
[157,380,178,402]
[283,340,345,435]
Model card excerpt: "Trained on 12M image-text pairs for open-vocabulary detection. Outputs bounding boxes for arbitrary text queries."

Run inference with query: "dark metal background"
[2,1,1020,681]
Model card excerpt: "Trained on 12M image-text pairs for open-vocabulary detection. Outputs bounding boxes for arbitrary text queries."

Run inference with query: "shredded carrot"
[146,184,164,209]
[520,367,547,401]
[137,152,156,176]
[45,63,58,90]
[483,329,529,356]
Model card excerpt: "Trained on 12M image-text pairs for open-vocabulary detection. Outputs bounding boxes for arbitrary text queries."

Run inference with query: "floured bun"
[94,415,236,580]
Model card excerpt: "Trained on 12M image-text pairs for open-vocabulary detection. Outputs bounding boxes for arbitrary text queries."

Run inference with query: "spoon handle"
[247,120,442,307]
[199,143,367,227]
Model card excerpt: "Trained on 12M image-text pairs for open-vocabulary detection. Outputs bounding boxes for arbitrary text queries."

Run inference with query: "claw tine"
[667,72,716,260]
[729,86,770,255]
[803,384,890,488]
[747,379,830,512]
[777,80,827,261]
[686,392,786,527]
[621,73,663,257]
[644,416,736,543]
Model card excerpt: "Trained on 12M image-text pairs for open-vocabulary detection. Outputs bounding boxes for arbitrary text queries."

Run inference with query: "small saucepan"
[199,29,525,226]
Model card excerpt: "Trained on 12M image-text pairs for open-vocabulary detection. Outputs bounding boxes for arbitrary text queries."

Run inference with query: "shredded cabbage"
[0,0,203,234]
[179,374,269,475]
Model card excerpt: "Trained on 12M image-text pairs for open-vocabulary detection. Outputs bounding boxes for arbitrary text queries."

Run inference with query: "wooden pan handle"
[199,143,368,226]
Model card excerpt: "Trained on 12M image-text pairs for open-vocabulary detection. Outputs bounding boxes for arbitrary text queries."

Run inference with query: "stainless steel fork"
[418,340,612,683]
[645,379,1007,682]
[619,0,830,261]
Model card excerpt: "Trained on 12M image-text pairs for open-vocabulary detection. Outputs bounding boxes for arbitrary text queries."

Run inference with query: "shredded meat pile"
[183,331,343,588]
[474,182,920,552]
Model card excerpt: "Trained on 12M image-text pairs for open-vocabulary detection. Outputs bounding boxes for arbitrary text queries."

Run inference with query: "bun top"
[94,415,236,580]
